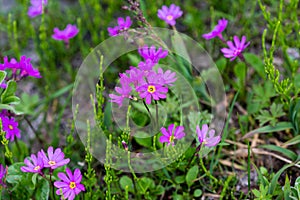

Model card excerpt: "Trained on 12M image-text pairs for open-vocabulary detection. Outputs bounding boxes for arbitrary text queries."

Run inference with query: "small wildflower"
[109,84,132,108]
[221,35,250,61]
[202,18,228,41]
[196,124,220,147]
[136,72,168,104]
[2,117,21,141]
[19,55,42,78]
[54,168,85,200]
[157,4,183,26]
[157,68,177,86]
[28,0,48,18]
[0,164,6,187]
[107,16,132,37]
[21,152,44,174]
[40,146,70,170]
[138,45,168,64]
[52,24,79,44]
[159,124,185,146]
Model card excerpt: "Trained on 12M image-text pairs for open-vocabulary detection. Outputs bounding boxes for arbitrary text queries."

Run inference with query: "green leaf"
[11,140,29,162]
[14,93,39,115]
[35,178,49,200]
[0,103,23,115]
[175,175,185,184]
[193,189,202,197]
[242,122,293,139]
[6,162,24,185]
[215,57,227,72]
[134,132,152,148]
[186,165,198,186]
[283,135,300,147]
[119,176,134,193]
[1,80,17,101]
[256,103,285,126]
[260,144,297,161]
[283,175,291,200]
[138,177,155,193]
[234,62,246,89]
[2,95,20,105]
[244,53,265,78]
[268,163,294,194]
[0,70,7,84]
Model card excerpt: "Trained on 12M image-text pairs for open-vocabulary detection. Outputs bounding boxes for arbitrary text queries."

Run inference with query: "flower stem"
[199,145,219,185]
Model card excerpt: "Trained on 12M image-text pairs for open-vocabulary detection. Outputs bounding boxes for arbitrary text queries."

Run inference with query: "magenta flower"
[221,35,250,61]
[202,18,228,41]
[157,4,183,26]
[28,0,47,18]
[109,84,132,108]
[108,16,132,37]
[2,117,21,141]
[138,60,155,71]
[19,55,42,78]
[138,45,168,64]
[196,124,220,147]
[52,24,79,44]
[136,73,168,104]
[21,152,44,174]
[40,146,70,170]
[157,68,177,86]
[159,124,185,146]
[0,164,6,187]
[54,168,85,200]
[124,67,145,87]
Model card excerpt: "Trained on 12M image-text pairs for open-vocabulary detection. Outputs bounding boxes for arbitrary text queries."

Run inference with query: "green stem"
[199,145,219,185]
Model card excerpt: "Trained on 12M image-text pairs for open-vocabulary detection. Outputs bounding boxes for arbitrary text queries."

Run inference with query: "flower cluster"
[21,146,70,174]
[109,45,177,107]
[0,164,6,188]
[21,146,85,199]
[0,55,41,86]
[52,24,79,44]
[202,18,250,61]
[108,16,132,37]
[28,0,48,18]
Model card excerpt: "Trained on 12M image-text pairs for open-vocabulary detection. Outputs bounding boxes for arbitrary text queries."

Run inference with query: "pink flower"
[54,168,85,200]
[157,4,183,26]
[107,16,132,37]
[138,45,168,64]
[221,35,250,61]
[0,164,6,187]
[157,68,177,86]
[21,152,44,174]
[2,117,21,141]
[159,124,185,146]
[202,18,228,41]
[52,24,79,43]
[196,124,220,147]
[28,0,48,18]
[40,146,70,170]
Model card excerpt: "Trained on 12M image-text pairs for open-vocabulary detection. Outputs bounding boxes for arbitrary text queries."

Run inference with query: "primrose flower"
[28,0,48,18]
[157,4,183,26]
[202,18,228,41]
[108,16,132,37]
[19,55,42,78]
[196,124,220,147]
[2,117,21,141]
[40,146,70,170]
[52,24,79,44]
[136,73,168,104]
[159,124,185,146]
[221,35,250,61]
[54,168,85,200]
[138,45,168,64]
[21,152,44,174]
[157,68,177,86]
[109,84,132,108]
[0,164,6,187]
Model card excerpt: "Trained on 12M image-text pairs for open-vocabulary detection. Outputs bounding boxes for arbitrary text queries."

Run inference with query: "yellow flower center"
[69,181,76,189]
[34,166,40,171]
[8,125,13,130]
[167,15,173,21]
[48,161,56,166]
[147,85,156,93]
[169,135,175,143]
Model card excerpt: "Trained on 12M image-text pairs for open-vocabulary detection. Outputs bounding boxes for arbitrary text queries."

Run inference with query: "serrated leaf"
[186,165,198,186]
